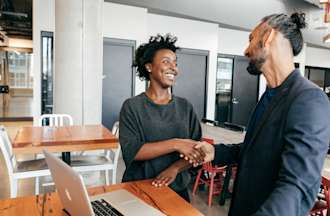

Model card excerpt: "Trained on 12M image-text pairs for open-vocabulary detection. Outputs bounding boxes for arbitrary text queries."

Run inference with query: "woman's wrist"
[171,138,180,152]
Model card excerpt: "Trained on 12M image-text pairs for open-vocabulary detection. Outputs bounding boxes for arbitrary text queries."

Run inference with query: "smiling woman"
[118,34,203,202]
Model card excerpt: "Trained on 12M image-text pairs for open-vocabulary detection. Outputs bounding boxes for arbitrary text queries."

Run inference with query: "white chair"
[105,121,120,184]
[38,114,73,127]
[37,114,73,187]
[0,126,50,197]
[37,114,74,159]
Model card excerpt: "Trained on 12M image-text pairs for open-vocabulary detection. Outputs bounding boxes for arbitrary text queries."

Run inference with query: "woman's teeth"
[165,74,175,79]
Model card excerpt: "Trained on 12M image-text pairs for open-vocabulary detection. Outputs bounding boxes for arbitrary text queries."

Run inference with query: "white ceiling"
[106,0,330,49]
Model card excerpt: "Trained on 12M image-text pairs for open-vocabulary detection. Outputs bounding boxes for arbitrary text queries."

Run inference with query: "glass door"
[215,56,233,124]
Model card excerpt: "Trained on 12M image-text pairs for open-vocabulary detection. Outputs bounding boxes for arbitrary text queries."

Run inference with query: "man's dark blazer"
[214,70,330,216]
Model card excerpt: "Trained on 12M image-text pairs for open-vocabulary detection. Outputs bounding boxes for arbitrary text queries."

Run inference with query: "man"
[193,13,330,215]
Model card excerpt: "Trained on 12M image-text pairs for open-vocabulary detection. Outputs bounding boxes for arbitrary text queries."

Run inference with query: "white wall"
[103,2,148,95]
[147,14,219,120]
[33,0,55,124]
[218,28,249,56]
[305,46,330,68]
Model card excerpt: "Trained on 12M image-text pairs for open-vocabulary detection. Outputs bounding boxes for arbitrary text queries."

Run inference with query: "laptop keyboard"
[91,199,124,216]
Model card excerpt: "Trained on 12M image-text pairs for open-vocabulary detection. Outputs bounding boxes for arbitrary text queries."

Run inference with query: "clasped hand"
[180,141,215,166]
[152,140,215,188]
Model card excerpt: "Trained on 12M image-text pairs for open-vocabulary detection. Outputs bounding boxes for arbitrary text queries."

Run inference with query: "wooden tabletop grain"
[0,180,204,216]
[12,125,119,154]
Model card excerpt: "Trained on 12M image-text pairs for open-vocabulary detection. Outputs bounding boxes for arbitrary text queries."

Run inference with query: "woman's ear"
[145,63,152,72]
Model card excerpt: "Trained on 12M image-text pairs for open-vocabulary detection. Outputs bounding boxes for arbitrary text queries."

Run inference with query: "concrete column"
[55,0,102,125]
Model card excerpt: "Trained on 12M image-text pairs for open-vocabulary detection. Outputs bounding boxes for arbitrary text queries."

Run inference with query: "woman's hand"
[173,139,205,164]
[152,166,179,187]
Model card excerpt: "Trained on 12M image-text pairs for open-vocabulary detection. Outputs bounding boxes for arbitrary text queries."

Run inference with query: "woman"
[119,34,203,202]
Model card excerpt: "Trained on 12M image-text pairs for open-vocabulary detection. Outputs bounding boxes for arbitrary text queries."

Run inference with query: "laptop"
[43,150,166,216]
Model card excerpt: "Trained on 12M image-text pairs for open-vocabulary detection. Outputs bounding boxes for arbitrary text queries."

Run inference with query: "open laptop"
[43,150,166,216]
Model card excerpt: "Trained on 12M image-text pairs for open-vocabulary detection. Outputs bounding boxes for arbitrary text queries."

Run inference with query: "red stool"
[192,138,227,206]
[310,176,330,216]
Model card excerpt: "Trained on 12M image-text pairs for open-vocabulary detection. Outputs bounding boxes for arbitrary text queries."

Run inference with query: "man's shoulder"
[292,73,320,92]
[288,74,330,115]
[288,73,324,100]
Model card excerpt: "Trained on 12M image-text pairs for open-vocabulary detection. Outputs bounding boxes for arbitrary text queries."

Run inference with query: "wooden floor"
[0,121,245,216]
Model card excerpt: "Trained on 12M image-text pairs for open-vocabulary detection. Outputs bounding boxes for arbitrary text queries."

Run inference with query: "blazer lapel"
[249,88,288,143]
[241,70,300,155]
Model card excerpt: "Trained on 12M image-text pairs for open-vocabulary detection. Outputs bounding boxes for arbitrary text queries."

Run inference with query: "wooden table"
[12,125,118,165]
[0,180,204,216]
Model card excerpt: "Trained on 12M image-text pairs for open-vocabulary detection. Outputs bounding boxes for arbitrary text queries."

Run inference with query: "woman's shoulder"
[173,95,194,109]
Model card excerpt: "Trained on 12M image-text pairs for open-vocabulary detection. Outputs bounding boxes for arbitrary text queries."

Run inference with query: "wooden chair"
[192,137,227,206]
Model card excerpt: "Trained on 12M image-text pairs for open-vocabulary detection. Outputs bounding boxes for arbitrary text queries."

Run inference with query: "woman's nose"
[171,62,178,72]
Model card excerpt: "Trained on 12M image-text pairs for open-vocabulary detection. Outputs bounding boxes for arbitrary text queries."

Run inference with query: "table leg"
[62,152,71,165]
[219,165,232,206]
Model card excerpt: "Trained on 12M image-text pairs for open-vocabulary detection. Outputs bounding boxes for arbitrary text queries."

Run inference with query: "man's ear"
[263,28,276,48]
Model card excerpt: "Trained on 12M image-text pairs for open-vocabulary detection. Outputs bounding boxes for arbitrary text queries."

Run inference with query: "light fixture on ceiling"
[323,33,330,42]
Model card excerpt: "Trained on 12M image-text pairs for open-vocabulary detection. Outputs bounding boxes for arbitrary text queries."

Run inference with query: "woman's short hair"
[262,12,306,56]
[133,34,179,81]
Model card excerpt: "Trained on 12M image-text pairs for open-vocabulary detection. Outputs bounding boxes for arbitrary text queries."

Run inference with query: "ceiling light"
[324,33,330,43]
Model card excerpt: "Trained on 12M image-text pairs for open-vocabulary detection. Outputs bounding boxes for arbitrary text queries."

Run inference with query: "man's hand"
[152,166,179,187]
[195,141,215,163]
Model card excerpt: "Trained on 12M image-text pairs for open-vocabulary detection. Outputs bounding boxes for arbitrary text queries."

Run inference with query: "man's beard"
[246,57,265,76]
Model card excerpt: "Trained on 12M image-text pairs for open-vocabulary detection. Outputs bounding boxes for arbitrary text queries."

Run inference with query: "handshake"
[174,139,215,166]
[151,139,216,187]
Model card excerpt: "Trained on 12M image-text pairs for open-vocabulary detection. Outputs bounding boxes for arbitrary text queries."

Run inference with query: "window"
[41,31,54,114]
[8,51,33,88]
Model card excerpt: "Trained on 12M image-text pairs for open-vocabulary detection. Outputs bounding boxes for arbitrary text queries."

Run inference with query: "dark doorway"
[215,55,259,128]
[102,38,135,130]
[231,56,259,126]
[174,48,208,120]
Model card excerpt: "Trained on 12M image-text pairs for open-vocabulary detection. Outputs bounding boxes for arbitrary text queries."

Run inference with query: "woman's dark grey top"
[119,93,202,192]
